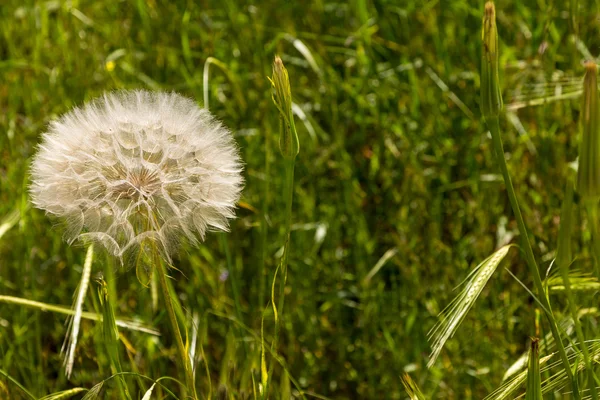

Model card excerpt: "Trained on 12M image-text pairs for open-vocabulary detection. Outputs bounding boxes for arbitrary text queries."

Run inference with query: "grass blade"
[401,374,426,400]
[0,208,20,239]
[62,244,94,378]
[39,388,88,400]
[0,295,159,335]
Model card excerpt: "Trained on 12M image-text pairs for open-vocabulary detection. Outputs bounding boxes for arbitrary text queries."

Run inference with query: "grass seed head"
[30,90,244,264]
[577,62,600,200]
[481,1,503,118]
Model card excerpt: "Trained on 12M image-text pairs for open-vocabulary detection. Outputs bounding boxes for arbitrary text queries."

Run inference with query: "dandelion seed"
[30,90,244,265]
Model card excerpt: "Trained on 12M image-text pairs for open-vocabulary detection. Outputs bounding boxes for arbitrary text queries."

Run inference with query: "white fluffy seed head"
[30,90,244,264]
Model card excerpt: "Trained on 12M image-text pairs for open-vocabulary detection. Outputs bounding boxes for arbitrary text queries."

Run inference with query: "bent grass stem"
[486,116,579,398]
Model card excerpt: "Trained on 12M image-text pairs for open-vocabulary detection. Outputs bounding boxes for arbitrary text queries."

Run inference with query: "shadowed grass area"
[1,0,599,398]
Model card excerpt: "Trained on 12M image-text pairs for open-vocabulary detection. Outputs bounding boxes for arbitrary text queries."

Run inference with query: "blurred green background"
[0,0,598,398]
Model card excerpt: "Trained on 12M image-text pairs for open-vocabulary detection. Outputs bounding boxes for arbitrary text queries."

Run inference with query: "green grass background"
[0,0,598,398]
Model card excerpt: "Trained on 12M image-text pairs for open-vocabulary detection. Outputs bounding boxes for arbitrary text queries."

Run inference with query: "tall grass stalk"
[267,55,299,395]
[486,116,577,396]
[585,205,600,281]
[525,339,542,400]
[481,2,577,395]
[557,181,598,398]
[577,61,600,283]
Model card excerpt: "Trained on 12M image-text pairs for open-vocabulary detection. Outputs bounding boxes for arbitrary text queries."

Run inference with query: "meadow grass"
[1,0,600,399]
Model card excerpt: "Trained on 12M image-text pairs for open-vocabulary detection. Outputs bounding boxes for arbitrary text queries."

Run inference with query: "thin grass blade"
[401,374,426,400]
[62,244,94,378]
[39,388,88,400]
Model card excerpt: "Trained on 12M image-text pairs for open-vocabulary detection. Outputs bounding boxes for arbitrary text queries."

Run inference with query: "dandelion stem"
[154,257,197,400]
[486,116,579,398]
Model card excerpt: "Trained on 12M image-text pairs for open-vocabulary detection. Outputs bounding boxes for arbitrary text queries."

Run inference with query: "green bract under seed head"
[480,1,503,119]
[270,56,299,160]
[577,62,600,201]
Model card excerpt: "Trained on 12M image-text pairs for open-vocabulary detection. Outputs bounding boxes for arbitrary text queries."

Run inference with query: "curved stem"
[155,257,198,400]
[487,116,578,397]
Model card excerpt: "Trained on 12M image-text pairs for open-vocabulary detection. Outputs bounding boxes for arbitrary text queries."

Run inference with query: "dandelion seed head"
[30,90,244,262]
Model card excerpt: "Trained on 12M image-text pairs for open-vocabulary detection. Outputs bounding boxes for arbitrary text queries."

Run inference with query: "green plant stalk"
[276,160,295,333]
[259,124,271,312]
[99,281,131,400]
[154,257,197,400]
[267,159,296,396]
[585,204,600,282]
[558,183,598,399]
[525,339,542,400]
[266,54,299,397]
[486,116,579,397]
[104,256,117,313]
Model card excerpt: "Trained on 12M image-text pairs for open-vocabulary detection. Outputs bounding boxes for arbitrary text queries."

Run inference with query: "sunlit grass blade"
[428,245,511,367]
[261,308,268,396]
[81,381,104,400]
[141,382,156,400]
[81,373,181,400]
[0,295,159,335]
[401,374,426,400]
[188,312,199,375]
[503,59,583,111]
[202,56,247,112]
[267,33,323,77]
[62,244,94,378]
[548,271,600,292]
[505,74,583,111]
[506,89,582,111]
[0,208,20,239]
[39,388,88,400]
[0,369,36,400]
[362,247,398,285]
